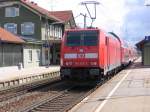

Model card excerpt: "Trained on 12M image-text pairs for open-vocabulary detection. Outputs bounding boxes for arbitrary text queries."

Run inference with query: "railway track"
[18,78,109,112]
[0,65,128,112]
[0,77,60,104]
[0,80,74,112]
[20,85,93,112]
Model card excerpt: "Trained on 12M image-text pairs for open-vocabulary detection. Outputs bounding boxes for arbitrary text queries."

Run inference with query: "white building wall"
[23,44,41,68]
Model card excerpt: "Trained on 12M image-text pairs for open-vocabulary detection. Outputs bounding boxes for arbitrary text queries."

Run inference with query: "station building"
[0,27,24,67]
[136,36,150,66]
[0,0,76,68]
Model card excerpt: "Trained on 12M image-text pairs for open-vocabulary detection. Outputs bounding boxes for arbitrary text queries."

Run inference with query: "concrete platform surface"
[69,58,150,112]
[0,66,60,82]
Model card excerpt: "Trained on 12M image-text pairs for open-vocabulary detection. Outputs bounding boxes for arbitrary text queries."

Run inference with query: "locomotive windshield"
[66,30,98,46]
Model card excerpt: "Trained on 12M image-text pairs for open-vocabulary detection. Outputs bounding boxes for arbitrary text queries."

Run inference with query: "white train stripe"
[64,53,77,59]
[85,53,98,58]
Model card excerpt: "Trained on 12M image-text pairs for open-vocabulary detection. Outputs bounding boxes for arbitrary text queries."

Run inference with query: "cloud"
[32,0,149,45]
[123,0,150,44]
[32,0,127,29]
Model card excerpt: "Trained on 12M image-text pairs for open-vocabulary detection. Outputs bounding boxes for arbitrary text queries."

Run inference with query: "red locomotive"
[60,28,136,80]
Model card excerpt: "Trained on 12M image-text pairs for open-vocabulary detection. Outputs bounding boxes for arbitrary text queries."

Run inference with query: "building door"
[144,46,150,65]
[51,43,60,65]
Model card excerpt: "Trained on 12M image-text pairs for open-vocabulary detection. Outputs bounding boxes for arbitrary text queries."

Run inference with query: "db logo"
[77,54,85,58]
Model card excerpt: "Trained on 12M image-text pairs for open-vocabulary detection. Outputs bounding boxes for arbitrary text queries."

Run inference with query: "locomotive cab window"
[66,30,98,46]
[83,31,98,46]
[66,32,81,46]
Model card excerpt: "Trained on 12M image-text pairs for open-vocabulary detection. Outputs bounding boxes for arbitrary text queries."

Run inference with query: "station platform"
[0,66,60,82]
[69,58,150,112]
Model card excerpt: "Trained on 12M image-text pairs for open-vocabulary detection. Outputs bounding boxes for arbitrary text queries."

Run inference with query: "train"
[60,28,137,81]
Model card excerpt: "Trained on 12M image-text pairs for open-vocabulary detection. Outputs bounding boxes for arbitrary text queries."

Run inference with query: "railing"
[0,71,60,89]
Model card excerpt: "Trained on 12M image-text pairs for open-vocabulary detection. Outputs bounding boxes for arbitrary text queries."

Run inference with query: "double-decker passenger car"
[60,28,122,80]
[120,41,131,67]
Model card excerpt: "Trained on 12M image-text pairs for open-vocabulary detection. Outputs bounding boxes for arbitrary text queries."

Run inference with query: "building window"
[54,26,57,37]
[58,27,62,38]
[21,22,34,35]
[5,7,19,17]
[4,23,17,34]
[29,50,32,62]
[36,50,40,61]
[49,25,52,37]
[50,25,55,37]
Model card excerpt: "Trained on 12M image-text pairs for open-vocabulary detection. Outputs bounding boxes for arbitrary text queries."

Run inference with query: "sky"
[32,0,150,45]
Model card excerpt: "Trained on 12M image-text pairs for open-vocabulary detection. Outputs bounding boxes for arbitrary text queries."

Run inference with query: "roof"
[49,10,73,23]
[136,39,145,50]
[108,32,121,42]
[0,27,24,44]
[0,0,75,23]
[20,0,62,22]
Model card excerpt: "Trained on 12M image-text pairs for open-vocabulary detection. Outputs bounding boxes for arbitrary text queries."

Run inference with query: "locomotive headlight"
[66,62,73,66]
[66,62,69,66]
[90,62,97,66]
[69,62,73,65]
[93,62,97,65]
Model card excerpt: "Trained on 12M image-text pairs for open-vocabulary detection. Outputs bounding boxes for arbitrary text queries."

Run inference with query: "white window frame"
[56,26,59,37]
[56,26,62,39]
[21,22,35,35]
[4,23,17,34]
[59,27,62,38]
[36,50,40,61]
[51,25,55,37]
[49,25,52,37]
[5,7,19,17]
[54,26,57,38]
[28,50,32,62]
[49,25,62,38]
